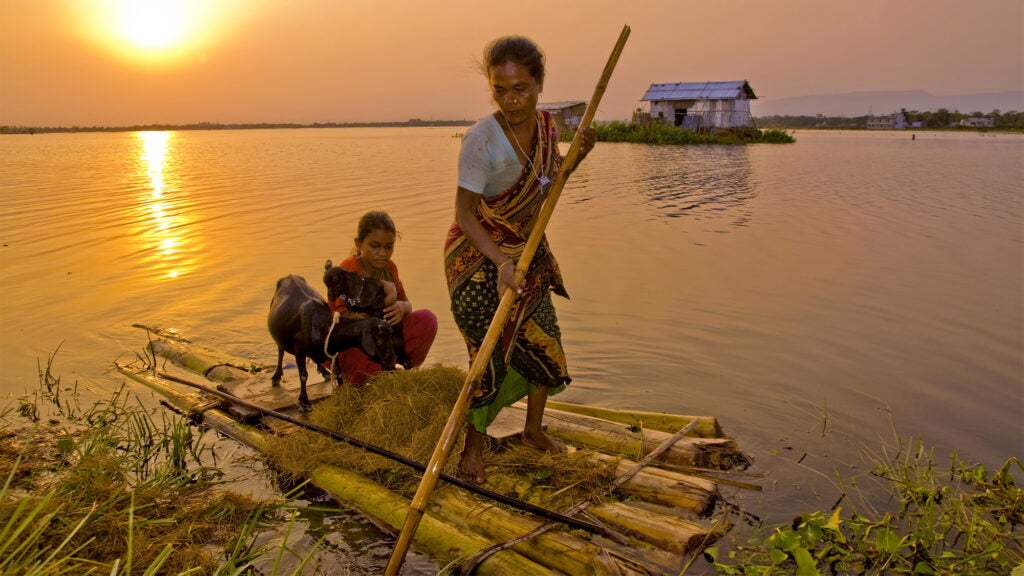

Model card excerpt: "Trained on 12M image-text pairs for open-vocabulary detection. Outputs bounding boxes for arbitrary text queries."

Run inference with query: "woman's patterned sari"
[444,110,571,425]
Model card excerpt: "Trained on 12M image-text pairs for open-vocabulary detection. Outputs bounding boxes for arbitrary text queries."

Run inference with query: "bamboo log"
[386,25,632,575]
[149,340,252,382]
[428,488,647,575]
[601,453,718,512]
[310,467,557,575]
[452,471,709,557]
[482,457,715,515]
[528,407,743,469]
[544,400,722,437]
[586,501,721,554]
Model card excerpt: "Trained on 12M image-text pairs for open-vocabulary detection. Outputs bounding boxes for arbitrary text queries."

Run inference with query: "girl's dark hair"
[483,36,545,85]
[356,210,397,243]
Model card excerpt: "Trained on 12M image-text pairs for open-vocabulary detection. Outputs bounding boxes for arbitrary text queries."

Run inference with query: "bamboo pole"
[384,24,632,575]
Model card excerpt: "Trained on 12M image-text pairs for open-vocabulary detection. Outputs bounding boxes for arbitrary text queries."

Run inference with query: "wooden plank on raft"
[215,367,337,421]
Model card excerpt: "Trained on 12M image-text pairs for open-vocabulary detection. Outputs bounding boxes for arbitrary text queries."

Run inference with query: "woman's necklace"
[502,112,550,187]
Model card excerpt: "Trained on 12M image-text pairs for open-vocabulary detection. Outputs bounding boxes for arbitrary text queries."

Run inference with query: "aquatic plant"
[594,121,795,145]
[703,439,1023,575]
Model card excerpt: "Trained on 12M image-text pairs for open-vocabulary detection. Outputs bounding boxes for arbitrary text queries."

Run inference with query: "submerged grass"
[262,366,620,509]
[0,348,321,575]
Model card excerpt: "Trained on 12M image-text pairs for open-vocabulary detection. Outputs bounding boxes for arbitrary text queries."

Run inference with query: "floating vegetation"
[704,437,1024,575]
[596,121,795,145]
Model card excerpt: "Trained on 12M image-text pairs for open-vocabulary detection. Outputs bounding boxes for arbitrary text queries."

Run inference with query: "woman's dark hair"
[483,36,545,85]
[356,210,398,243]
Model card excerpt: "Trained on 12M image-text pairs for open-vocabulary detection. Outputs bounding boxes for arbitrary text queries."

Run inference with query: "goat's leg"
[296,356,313,413]
[316,358,331,380]
[271,347,285,386]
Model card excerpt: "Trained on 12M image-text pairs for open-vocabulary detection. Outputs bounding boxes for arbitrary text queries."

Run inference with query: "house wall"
[649,97,754,129]
[543,103,589,136]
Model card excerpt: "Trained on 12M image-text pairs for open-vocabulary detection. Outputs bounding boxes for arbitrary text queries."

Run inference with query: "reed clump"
[0,350,305,575]
[262,365,620,508]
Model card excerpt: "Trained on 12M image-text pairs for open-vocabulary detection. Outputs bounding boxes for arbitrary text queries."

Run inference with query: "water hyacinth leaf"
[792,547,819,576]
[874,526,900,554]
[913,560,935,574]
[771,529,801,552]
[769,547,788,564]
[823,508,842,532]
[798,520,824,544]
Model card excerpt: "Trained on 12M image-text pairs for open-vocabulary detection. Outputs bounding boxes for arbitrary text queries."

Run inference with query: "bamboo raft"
[116,335,758,575]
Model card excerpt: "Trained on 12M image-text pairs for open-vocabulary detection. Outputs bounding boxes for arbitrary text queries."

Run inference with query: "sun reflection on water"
[136,131,193,280]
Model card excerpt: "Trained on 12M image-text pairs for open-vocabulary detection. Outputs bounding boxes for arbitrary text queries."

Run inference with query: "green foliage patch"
[595,121,794,145]
[705,441,1023,575]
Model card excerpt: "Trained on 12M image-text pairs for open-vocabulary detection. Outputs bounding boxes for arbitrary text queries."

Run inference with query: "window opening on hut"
[674,108,687,127]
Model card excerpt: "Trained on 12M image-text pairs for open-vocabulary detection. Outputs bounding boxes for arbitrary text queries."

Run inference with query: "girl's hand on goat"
[384,300,409,325]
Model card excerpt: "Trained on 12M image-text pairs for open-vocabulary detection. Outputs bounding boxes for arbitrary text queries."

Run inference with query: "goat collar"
[324,311,341,360]
[345,276,366,309]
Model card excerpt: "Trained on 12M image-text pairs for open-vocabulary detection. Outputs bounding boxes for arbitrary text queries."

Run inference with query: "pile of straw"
[262,365,618,507]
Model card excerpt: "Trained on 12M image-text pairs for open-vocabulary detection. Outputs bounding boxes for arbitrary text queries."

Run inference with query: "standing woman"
[336,211,438,387]
[444,36,596,483]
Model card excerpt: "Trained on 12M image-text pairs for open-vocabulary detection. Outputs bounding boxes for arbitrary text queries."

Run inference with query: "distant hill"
[752,90,1024,117]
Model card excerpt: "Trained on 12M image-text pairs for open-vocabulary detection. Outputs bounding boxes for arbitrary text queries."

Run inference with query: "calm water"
[2,128,1022,570]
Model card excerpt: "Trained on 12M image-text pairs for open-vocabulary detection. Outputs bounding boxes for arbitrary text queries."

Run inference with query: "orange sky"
[1,0,1021,127]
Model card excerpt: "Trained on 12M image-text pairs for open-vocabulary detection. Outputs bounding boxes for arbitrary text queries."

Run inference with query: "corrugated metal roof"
[640,81,757,101]
[538,101,587,110]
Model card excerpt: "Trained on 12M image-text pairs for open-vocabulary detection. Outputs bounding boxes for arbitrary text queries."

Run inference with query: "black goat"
[322,260,411,369]
[267,274,396,412]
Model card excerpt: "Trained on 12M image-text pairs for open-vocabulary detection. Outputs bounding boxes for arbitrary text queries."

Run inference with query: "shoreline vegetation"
[5,108,1021,141]
[0,350,319,575]
[0,118,475,135]
[3,352,1021,575]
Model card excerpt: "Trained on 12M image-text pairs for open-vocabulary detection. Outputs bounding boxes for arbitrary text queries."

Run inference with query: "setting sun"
[115,1,189,50]
[76,0,229,66]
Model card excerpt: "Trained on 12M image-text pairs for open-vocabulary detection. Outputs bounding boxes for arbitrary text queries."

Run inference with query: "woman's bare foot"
[458,425,486,484]
[521,429,566,453]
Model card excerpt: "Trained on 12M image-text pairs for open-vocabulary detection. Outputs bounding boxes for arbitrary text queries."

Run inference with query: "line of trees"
[0,119,474,135]
[757,109,1024,130]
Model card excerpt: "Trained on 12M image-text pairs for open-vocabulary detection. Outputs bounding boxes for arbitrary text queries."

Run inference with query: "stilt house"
[639,81,757,132]
[538,101,587,136]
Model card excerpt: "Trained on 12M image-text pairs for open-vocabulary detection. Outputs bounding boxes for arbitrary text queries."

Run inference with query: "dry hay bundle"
[262,365,620,506]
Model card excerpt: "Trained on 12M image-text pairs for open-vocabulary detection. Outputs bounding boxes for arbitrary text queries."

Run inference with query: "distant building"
[638,81,757,132]
[538,101,587,136]
[867,112,908,130]
[960,117,994,128]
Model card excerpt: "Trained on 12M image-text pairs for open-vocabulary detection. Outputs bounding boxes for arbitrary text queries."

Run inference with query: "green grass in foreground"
[595,121,795,145]
[0,348,322,575]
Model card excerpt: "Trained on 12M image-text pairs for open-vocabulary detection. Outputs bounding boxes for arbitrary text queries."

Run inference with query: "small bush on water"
[704,438,1023,575]
[594,121,795,145]
[0,349,320,575]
